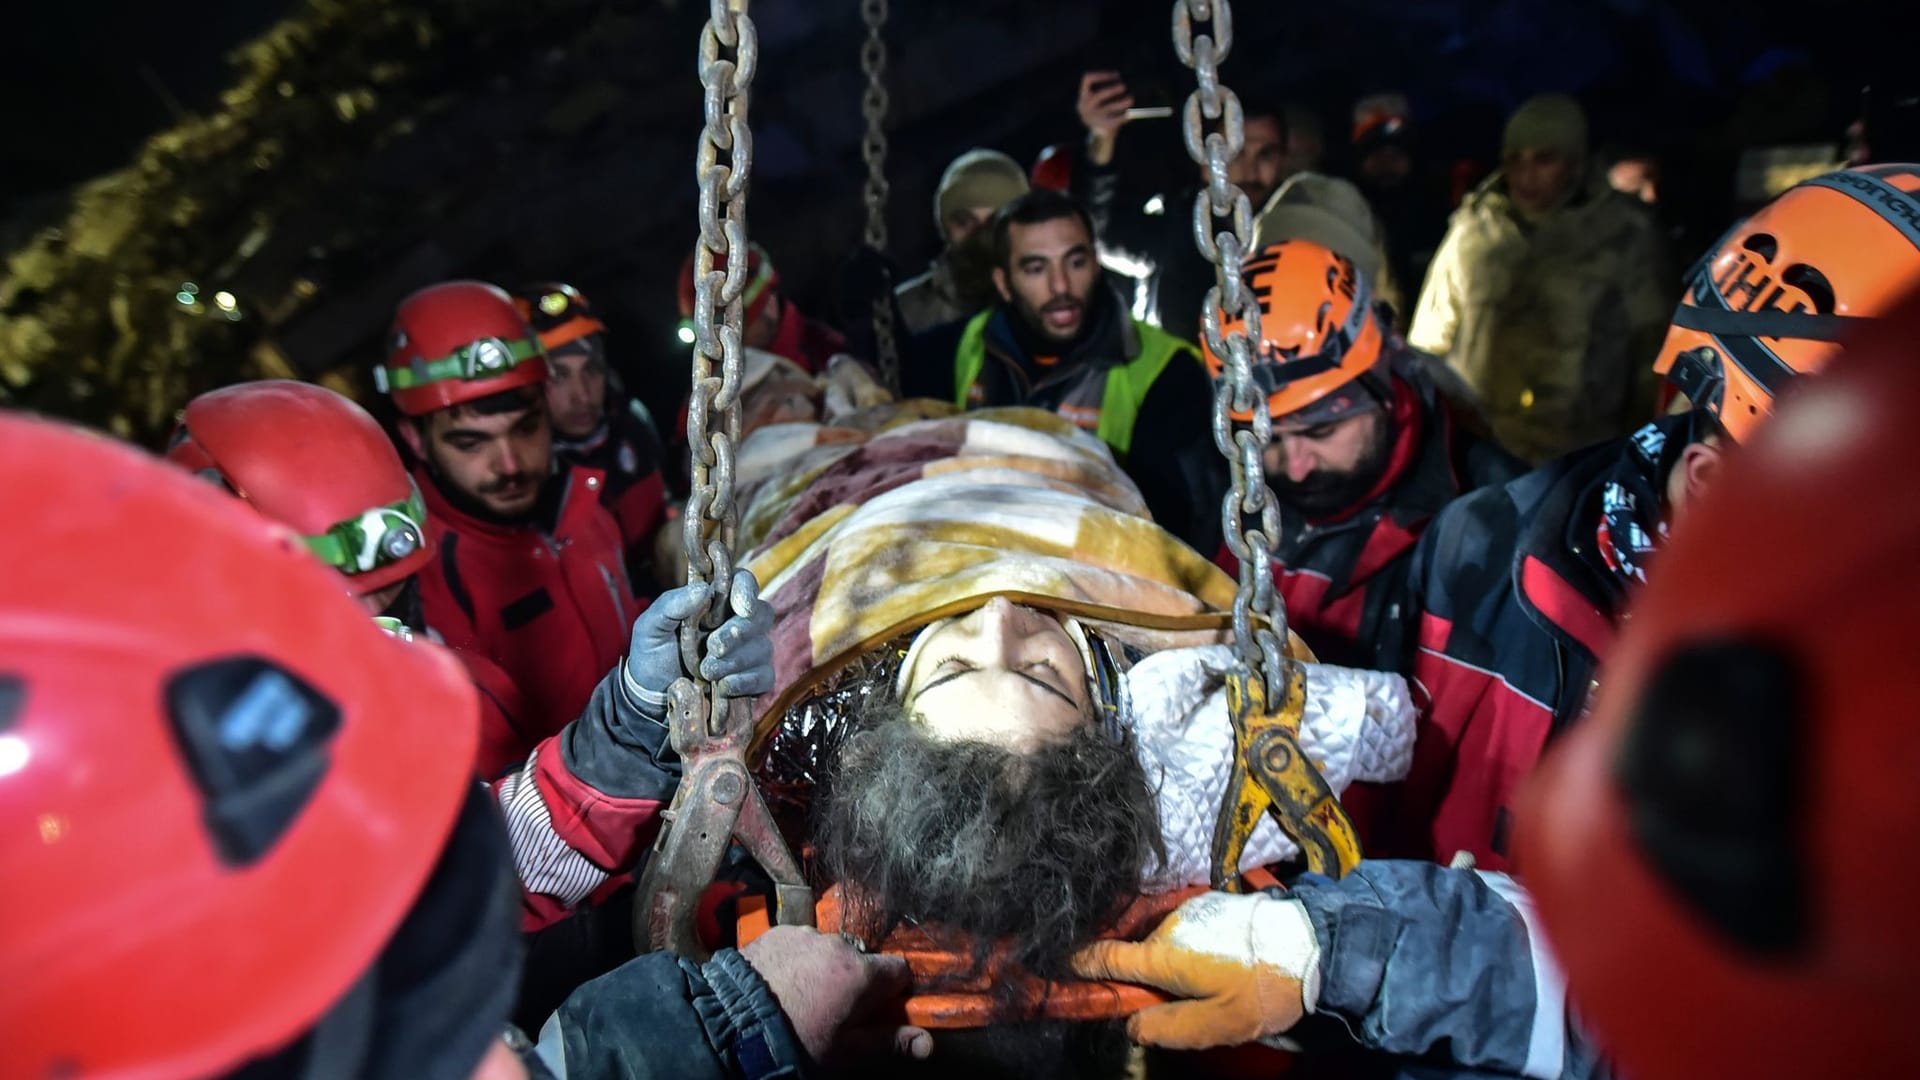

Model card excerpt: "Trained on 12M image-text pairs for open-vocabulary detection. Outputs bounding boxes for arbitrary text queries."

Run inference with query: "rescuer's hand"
[743,926,935,1065]
[1078,71,1134,166]
[623,568,775,717]
[1072,891,1319,1050]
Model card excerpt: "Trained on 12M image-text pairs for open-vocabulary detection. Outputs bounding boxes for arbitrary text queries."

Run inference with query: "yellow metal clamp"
[1211,666,1363,888]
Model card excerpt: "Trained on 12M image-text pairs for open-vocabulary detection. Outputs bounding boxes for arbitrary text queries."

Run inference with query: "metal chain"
[1173,0,1290,699]
[858,0,901,394]
[680,0,758,731]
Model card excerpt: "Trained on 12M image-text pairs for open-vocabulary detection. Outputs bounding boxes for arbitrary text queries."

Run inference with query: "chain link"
[680,0,759,734]
[859,0,901,394]
[1174,0,1291,697]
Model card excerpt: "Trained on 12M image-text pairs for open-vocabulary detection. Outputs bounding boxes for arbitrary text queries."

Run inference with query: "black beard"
[810,706,1163,1005]
[424,460,560,531]
[1267,416,1396,518]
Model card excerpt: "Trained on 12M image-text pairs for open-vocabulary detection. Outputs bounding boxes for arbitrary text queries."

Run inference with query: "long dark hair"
[810,694,1164,1010]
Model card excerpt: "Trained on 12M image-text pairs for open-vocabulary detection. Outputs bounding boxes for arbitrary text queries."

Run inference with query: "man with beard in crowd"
[895,149,1031,335]
[1205,239,1523,673]
[514,282,669,590]
[378,280,640,738]
[1071,70,1288,342]
[1387,165,1920,872]
[917,189,1218,547]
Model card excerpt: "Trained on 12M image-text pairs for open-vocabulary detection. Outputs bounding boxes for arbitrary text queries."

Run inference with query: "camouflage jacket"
[1408,171,1670,463]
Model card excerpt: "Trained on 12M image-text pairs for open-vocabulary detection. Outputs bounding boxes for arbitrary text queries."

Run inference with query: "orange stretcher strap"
[737,879,1280,1029]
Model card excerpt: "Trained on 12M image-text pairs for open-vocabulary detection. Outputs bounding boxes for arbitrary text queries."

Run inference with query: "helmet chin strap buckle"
[1668,346,1727,413]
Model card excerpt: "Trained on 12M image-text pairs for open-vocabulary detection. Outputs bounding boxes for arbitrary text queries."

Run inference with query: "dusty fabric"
[742,406,1248,733]
[1408,170,1670,463]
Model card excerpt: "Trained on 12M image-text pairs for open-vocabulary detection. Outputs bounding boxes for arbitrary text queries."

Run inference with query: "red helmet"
[1522,286,1920,1079]
[514,281,607,353]
[1653,164,1920,442]
[167,380,430,595]
[0,414,478,1077]
[1031,143,1075,193]
[677,242,779,327]
[379,280,549,416]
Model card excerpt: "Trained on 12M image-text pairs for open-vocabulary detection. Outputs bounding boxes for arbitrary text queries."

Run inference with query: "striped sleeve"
[497,748,611,908]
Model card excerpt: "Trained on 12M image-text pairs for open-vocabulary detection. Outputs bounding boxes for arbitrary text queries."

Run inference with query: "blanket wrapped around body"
[744,406,1245,732]
[739,404,1416,887]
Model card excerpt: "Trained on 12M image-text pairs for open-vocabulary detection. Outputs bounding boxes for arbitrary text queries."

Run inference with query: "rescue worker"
[1070,282,1920,1079]
[0,412,931,1079]
[918,188,1218,547]
[894,148,1030,335]
[165,379,538,778]
[677,243,846,375]
[1409,93,1671,462]
[1073,70,1287,342]
[513,282,669,589]
[378,279,639,740]
[1202,240,1524,673]
[1393,164,1920,871]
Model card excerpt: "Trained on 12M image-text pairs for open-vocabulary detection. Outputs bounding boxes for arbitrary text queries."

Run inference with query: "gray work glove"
[621,568,776,722]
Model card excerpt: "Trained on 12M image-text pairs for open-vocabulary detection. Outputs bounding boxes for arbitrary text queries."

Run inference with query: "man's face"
[944,206,997,248]
[414,400,552,518]
[901,598,1091,752]
[1228,115,1286,209]
[543,346,608,440]
[1261,409,1393,517]
[993,215,1099,346]
[1507,147,1577,216]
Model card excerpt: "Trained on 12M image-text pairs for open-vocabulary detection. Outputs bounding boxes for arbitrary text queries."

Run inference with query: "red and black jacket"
[1385,421,1686,871]
[555,396,669,591]
[1218,362,1524,673]
[417,465,642,748]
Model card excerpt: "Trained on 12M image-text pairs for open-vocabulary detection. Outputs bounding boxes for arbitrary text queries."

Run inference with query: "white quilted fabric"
[1127,645,1416,891]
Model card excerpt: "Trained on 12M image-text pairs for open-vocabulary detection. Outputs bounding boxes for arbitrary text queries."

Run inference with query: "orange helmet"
[514,281,607,353]
[1523,287,1920,1079]
[378,280,549,416]
[1202,239,1388,424]
[1654,163,1920,442]
[0,413,482,1076]
[166,380,430,595]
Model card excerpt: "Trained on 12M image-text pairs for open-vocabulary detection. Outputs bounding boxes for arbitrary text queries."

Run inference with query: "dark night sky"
[5,0,291,205]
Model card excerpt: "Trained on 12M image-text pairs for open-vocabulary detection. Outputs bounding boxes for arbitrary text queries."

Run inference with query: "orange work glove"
[1072,891,1321,1050]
